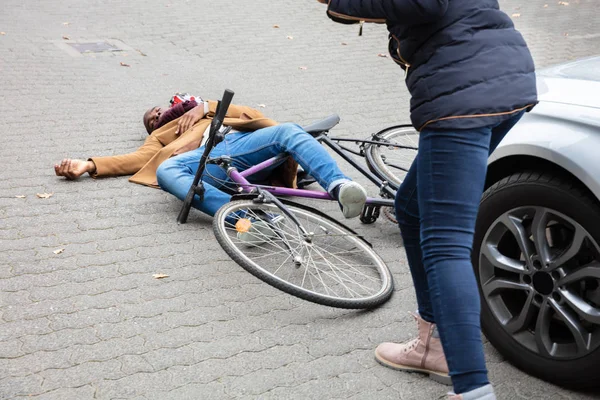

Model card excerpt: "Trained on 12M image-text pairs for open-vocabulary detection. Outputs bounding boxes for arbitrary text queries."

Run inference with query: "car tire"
[473,170,600,389]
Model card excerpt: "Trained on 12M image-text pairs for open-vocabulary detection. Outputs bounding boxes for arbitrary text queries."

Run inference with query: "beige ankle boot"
[375,313,451,385]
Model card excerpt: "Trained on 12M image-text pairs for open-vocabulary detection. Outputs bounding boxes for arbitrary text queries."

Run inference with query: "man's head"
[143,106,164,134]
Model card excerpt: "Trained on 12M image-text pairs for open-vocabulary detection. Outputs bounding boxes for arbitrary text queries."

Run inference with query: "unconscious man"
[54,94,368,220]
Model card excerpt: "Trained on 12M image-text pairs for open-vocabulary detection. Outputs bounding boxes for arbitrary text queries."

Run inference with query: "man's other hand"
[54,159,96,180]
[176,104,206,135]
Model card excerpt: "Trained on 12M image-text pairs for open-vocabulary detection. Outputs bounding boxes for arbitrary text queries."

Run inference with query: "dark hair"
[143,108,154,134]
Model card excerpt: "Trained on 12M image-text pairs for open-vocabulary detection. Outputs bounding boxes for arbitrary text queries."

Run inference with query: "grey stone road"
[1,0,599,399]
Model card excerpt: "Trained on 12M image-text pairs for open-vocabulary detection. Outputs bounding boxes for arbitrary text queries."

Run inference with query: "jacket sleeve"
[206,101,266,120]
[89,134,163,177]
[326,0,448,25]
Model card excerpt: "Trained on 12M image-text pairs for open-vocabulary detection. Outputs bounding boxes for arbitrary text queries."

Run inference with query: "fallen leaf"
[299,66,308,70]
[135,49,147,56]
[36,193,53,199]
[153,274,169,279]
[564,32,569,36]
[286,35,294,40]
[15,195,26,198]
[341,42,347,45]
[0,32,6,35]
[512,13,521,17]
[558,1,569,5]
[62,22,70,26]
[544,4,549,7]
[120,62,131,67]
[257,104,266,108]
[53,248,65,255]
[62,35,70,40]
[273,24,280,28]
[377,53,388,58]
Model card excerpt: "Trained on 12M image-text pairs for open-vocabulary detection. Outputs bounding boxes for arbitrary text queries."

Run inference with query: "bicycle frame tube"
[226,153,394,207]
[317,134,397,198]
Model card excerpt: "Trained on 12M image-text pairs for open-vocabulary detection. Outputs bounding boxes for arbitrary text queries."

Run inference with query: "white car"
[473,56,600,389]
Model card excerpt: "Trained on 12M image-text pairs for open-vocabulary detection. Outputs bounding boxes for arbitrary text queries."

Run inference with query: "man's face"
[143,106,164,134]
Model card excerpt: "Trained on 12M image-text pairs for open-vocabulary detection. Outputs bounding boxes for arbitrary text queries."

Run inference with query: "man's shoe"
[448,384,496,400]
[375,313,451,385]
[335,181,367,219]
[236,215,285,246]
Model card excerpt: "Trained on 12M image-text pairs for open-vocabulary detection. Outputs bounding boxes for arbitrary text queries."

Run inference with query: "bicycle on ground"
[177,90,418,309]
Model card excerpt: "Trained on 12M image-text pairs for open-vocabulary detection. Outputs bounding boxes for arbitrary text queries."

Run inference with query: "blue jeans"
[156,123,350,217]
[395,112,524,394]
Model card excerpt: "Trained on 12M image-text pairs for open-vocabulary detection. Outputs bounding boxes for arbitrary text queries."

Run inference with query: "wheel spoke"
[531,208,552,265]
[534,298,554,357]
[557,262,600,286]
[549,227,587,270]
[500,213,535,267]
[482,277,530,297]
[481,243,527,274]
[549,298,591,355]
[559,288,600,324]
[505,290,536,334]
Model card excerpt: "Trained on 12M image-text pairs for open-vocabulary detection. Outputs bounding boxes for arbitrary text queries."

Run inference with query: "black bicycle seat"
[302,114,340,136]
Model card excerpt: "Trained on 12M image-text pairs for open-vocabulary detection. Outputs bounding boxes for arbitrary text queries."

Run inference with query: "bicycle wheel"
[366,125,419,189]
[213,199,394,309]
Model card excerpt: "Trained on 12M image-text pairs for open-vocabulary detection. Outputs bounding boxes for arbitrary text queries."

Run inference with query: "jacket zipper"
[390,35,411,79]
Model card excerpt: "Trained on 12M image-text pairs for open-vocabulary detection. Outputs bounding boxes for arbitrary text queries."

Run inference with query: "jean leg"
[156,147,232,217]
[224,123,351,192]
[417,127,493,394]
[395,158,434,322]
[489,110,526,155]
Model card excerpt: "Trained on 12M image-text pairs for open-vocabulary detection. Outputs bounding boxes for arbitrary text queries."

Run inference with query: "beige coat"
[90,101,298,188]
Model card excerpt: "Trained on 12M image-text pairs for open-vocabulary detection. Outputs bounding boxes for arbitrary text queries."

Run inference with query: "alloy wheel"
[480,206,600,359]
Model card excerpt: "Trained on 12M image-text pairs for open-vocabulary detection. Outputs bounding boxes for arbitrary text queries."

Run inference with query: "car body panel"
[489,56,600,198]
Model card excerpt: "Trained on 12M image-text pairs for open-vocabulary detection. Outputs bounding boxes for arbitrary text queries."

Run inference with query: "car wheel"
[473,171,600,389]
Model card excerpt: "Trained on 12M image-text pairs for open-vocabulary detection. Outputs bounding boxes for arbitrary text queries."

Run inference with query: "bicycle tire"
[213,199,394,309]
[365,125,419,190]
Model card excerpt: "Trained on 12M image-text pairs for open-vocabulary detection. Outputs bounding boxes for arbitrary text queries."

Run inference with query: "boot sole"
[374,351,452,386]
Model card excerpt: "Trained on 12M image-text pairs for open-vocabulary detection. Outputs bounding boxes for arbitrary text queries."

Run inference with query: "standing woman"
[317,1,537,399]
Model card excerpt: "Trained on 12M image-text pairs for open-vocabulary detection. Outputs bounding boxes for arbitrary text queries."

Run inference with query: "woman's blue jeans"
[395,111,524,394]
[156,123,350,217]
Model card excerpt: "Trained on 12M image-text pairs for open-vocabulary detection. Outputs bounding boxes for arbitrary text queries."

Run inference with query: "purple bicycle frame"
[226,153,392,207]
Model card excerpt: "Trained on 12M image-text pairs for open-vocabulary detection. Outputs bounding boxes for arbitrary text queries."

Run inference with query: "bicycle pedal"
[360,205,380,224]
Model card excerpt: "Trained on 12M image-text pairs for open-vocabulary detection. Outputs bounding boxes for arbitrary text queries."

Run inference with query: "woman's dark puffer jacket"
[325,0,538,131]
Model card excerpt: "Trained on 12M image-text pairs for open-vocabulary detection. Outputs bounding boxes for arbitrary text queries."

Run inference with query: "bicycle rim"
[366,125,418,189]
[213,200,394,309]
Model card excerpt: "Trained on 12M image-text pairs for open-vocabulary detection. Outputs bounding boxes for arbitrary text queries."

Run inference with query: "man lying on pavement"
[54,93,368,222]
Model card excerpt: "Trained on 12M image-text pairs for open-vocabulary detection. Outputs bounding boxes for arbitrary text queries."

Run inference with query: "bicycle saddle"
[302,114,340,136]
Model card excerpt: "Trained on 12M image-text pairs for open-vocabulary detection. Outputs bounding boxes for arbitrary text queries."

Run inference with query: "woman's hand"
[176,103,206,134]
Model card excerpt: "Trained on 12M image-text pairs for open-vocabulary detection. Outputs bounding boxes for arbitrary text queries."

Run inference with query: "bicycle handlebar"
[213,89,234,124]
[177,89,235,224]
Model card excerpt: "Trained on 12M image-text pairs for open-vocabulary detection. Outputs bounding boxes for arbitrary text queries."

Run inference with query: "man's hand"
[54,159,96,180]
[316,0,328,3]
[176,103,206,135]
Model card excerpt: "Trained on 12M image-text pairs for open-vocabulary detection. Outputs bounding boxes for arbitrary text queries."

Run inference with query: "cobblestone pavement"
[1,0,599,399]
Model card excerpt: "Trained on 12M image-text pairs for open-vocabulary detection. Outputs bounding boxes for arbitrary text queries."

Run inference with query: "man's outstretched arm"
[55,134,163,180]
